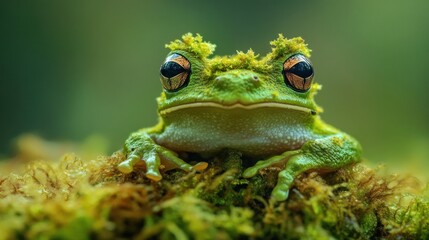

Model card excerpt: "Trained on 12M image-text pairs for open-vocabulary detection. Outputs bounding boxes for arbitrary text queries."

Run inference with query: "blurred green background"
[1,1,428,168]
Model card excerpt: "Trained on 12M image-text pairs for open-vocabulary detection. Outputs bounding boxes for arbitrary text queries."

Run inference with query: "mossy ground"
[0,136,428,240]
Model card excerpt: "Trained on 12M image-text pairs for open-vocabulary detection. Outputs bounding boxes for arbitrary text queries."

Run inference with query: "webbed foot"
[243,133,361,201]
[118,132,208,180]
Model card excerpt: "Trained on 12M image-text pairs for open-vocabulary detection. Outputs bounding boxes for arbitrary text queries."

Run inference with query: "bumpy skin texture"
[118,33,362,201]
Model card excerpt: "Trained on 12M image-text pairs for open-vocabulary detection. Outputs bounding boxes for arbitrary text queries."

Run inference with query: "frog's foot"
[243,133,362,201]
[270,153,328,201]
[118,146,164,180]
[118,133,208,181]
[242,152,323,201]
[242,150,301,201]
[119,147,208,181]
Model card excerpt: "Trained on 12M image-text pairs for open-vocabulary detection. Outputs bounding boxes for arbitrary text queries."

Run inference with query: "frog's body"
[118,34,362,201]
[155,104,317,156]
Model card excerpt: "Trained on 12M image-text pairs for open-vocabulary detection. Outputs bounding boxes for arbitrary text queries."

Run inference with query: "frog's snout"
[213,70,261,91]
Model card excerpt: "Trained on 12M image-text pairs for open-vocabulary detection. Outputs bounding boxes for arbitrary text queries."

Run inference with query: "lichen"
[0,136,428,239]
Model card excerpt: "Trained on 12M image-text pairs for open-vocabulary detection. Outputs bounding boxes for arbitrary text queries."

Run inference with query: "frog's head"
[157,33,322,118]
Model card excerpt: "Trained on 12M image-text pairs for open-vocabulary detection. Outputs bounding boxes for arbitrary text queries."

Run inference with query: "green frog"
[118,33,362,201]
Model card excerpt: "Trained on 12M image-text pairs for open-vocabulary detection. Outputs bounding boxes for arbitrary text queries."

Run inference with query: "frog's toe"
[242,151,299,178]
[146,170,162,181]
[271,187,290,202]
[242,166,259,178]
[118,157,138,173]
[158,149,195,172]
[271,169,294,201]
[118,162,132,173]
[192,162,208,172]
[143,151,163,181]
[118,148,143,174]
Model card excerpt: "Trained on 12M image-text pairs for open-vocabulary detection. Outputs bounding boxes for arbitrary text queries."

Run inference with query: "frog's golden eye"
[160,53,191,91]
[283,54,314,92]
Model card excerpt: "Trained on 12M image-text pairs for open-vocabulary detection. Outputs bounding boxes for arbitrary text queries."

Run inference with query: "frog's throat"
[159,102,316,115]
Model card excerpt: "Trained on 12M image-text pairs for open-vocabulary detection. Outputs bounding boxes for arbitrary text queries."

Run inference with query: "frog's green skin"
[118,33,362,201]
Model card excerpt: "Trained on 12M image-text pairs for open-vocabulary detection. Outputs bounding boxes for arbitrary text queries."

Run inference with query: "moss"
[166,33,216,59]
[264,34,311,60]
[0,136,428,239]
[165,33,312,75]
[209,50,273,74]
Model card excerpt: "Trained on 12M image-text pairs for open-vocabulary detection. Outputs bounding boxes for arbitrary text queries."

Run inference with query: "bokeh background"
[1,1,428,170]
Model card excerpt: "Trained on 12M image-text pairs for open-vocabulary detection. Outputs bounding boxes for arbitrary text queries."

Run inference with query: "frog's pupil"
[161,61,186,78]
[289,62,313,78]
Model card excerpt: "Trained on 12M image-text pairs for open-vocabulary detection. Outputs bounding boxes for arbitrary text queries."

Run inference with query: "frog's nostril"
[252,75,259,82]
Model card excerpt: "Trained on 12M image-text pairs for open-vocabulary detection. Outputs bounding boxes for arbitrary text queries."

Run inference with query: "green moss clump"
[209,49,272,74]
[264,34,311,60]
[166,33,216,59]
[0,138,428,239]
[165,33,312,75]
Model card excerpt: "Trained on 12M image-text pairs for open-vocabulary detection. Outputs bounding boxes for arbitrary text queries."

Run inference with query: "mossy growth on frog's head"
[160,33,321,114]
[264,34,311,61]
[165,33,311,72]
[166,33,216,60]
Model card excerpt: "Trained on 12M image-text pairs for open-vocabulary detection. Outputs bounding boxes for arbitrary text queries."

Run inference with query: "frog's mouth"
[159,102,317,115]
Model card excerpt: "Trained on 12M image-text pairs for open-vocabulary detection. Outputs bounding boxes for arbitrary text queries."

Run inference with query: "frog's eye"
[160,53,191,91]
[283,54,314,92]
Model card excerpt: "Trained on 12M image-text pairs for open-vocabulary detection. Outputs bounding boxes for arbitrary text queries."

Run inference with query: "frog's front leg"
[243,133,362,201]
[118,131,208,180]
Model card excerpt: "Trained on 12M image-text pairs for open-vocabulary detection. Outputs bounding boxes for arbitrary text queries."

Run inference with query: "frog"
[118,33,362,201]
